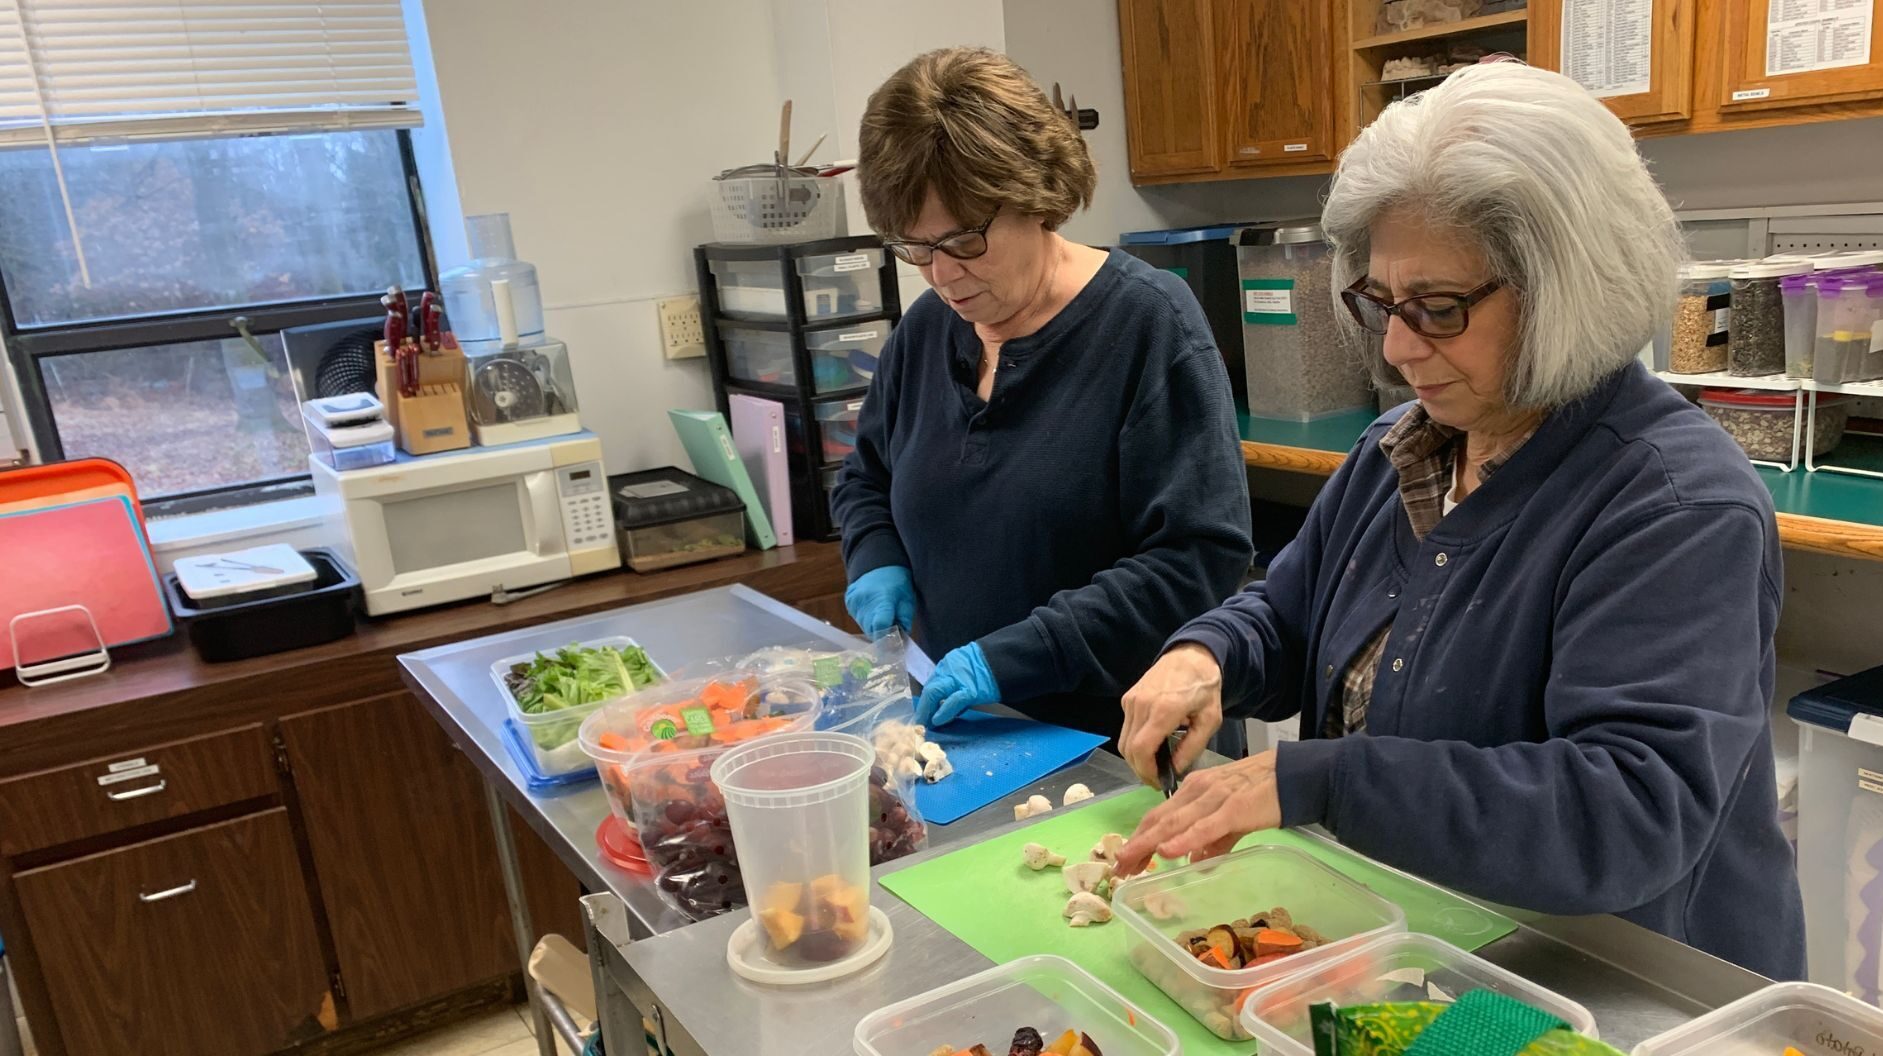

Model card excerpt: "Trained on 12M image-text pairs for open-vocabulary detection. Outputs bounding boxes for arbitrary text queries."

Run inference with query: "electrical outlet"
[657,295,705,360]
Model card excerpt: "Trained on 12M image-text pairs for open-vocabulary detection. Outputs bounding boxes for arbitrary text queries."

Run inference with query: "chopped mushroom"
[1064,891,1112,927]
[922,754,954,783]
[1022,843,1068,871]
[1061,783,1094,807]
[1013,794,1054,821]
[1063,861,1114,897]
[1090,833,1126,864]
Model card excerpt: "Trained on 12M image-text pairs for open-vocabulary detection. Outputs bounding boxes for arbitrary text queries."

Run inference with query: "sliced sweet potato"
[757,907,803,949]
[1045,1031,1080,1056]
[1255,928,1305,958]
[1206,925,1240,968]
[762,881,803,915]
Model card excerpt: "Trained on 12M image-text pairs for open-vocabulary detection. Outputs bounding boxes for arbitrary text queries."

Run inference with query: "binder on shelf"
[668,409,778,550]
[727,394,794,547]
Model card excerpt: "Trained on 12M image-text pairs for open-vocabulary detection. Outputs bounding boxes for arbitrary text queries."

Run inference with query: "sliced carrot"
[1234,988,1259,1014]
[598,731,633,751]
[1197,947,1230,970]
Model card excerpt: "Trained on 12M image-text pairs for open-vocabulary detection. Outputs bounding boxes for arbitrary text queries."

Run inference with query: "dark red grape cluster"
[868,765,927,864]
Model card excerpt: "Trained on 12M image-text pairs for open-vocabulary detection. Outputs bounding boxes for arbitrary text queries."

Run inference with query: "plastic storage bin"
[1120,224,1253,409]
[806,322,889,391]
[1700,388,1846,465]
[490,636,663,778]
[722,326,797,387]
[1783,273,1818,379]
[1631,981,1883,1055]
[609,467,746,573]
[171,543,318,610]
[709,249,886,322]
[1113,844,1408,1040]
[1669,262,1734,375]
[1239,932,1598,1056]
[854,955,1181,1056]
[707,173,846,245]
[161,548,358,663]
[1728,259,1809,376]
[302,393,397,471]
[813,398,864,463]
[1788,666,1883,1002]
[711,732,875,972]
[1237,222,1374,421]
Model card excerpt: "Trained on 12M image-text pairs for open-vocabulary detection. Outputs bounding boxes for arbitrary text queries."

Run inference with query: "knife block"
[375,341,471,456]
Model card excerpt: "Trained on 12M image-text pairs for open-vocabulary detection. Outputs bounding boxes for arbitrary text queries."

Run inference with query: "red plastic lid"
[596,815,650,876]
[1700,387,1843,408]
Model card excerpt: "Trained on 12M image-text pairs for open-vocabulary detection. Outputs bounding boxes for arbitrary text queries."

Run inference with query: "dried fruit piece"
[1046,1031,1080,1056]
[1206,926,1240,968]
[758,907,804,949]
[1009,1026,1045,1056]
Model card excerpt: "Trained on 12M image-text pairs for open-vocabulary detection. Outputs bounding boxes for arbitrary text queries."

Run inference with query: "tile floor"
[5,1003,583,1056]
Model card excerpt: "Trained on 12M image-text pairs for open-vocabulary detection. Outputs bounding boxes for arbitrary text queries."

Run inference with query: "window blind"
[0,0,421,148]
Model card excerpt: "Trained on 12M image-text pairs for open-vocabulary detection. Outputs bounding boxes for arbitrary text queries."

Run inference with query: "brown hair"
[857,47,1096,238]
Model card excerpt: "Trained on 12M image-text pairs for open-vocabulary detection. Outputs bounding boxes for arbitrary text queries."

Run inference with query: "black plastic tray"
[162,547,360,663]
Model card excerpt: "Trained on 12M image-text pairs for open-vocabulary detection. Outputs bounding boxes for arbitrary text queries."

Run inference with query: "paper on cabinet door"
[1766,0,1873,77]
[1561,0,1653,98]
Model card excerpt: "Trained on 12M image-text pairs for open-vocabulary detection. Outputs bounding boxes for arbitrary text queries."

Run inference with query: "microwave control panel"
[557,462,613,550]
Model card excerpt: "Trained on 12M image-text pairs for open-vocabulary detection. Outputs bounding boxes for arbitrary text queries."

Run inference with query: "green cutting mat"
[879,788,1520,1056]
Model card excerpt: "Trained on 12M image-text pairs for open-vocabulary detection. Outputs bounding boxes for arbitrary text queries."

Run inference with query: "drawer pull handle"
[106,780,167,802]
[138,880,197,903]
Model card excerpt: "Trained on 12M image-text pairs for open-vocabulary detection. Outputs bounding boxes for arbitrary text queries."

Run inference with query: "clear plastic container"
[806,322,889,391]
[813,397,864,463]
[1113,844,1408,1040]
[1237,222,1374,421]
[1669,262,1733,375]
[490,636,663,778]
[304,414,395,471]
[1698,388,1840,465]
[710,731,874,969]
[854,955,1182,1056]
[707,174,846,245]
[1790,672,1883,1002]
[1239,932,1599,1056]
[722,326,797,387]
[1729,259,1809,376]
[1783,273,1817,380]
[440,213,547,358]
[1866,274,1883,382]
[1630,981,1883,1055]
[709,249,886,322]
[1816,275,1881,384]
[620,511,745,573]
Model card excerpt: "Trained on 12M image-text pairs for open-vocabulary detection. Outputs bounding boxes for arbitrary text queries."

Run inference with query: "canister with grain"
[1727,260,1809,377]
[1700,388,1846,465]
[1668,262,1733,375]
[1782,273,1816,380]
[1237,222,1374,422]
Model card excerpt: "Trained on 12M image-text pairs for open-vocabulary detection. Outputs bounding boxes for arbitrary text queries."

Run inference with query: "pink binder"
[727,394,793,547]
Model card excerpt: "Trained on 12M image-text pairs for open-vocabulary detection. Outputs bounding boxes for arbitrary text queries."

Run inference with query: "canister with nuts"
[1700,387,1847,465]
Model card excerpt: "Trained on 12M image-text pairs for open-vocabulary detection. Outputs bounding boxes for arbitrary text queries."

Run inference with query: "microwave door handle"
[525,473,564,556]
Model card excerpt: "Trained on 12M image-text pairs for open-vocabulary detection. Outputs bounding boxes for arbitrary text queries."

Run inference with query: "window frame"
[0,129,439,513]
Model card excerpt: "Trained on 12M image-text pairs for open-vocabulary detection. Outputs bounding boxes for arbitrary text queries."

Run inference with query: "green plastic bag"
[1309,990,1628,1056]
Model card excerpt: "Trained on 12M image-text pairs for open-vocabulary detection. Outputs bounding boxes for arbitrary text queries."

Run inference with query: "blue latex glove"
[915,643,999,727]
[844,565,915,639]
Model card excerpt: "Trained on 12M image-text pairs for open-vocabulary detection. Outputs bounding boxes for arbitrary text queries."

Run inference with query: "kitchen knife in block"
[376,341,470,455]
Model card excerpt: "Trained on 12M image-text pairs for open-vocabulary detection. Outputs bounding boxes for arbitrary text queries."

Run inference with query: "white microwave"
[311,433,621,616]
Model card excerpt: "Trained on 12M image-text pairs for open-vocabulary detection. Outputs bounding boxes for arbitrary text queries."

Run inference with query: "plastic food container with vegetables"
[1628,981,1883,1056]
[853,955,1180,1056]
[1239,932,1598,1055]
[1112,845,1407,1040]
[490,636,664,778]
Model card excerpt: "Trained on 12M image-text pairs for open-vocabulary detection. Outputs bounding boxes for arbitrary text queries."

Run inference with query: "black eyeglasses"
[1341,277,1504,339]
[883,210,999,266]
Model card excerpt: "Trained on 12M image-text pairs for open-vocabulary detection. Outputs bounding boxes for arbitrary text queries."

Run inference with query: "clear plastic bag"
[841,695,931,865]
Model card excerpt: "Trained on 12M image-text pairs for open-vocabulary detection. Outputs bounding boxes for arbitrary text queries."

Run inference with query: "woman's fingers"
[1171,706,1222,773]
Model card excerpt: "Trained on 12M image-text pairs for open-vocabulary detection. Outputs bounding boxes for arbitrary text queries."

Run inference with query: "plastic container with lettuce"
[491,636,664,777]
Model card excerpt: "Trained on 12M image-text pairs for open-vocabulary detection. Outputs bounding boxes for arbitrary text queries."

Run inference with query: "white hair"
[1321,61,1683,409]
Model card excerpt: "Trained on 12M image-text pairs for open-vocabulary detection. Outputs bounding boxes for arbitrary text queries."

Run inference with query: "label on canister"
[1708,294,1731,345]
[1849,713,1883,747]
[1243,278,1297,325]
[831,254,871,273]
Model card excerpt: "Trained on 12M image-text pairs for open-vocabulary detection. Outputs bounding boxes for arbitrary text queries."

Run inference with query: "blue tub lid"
[1118,224,1248,245]
[1789,665,1883,736]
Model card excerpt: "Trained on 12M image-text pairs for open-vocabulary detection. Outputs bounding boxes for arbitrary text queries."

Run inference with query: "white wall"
[418,0,788,474]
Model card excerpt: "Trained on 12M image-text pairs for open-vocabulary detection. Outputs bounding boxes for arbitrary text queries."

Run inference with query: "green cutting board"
[879,787,1520,1056]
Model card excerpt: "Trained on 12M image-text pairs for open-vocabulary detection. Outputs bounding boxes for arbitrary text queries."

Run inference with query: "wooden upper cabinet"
[1531,0,1697,124]
[1716,0,1883,112]
[1220,0,1335,164]
[1119,0,1223,178]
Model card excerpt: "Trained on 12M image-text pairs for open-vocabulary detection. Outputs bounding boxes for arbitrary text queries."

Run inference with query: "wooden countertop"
[1241,411,1883,563]
[0,542,846,772]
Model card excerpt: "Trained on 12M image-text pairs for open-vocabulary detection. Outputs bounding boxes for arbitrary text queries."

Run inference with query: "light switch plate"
[657,295,705,360]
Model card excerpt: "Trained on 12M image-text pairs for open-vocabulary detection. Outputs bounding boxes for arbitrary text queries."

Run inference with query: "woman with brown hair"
[832,47,1252,740]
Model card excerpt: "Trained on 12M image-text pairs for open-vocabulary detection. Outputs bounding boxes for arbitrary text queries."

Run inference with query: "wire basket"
[708,174,845,245]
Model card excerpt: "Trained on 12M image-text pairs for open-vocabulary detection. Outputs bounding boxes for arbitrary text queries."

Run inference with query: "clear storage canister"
[1817,275,1881,385]
[1782,273,1817,380]
[1669,262,1732,375]
[1728,259,1808,376]
[1236,222,1373,421]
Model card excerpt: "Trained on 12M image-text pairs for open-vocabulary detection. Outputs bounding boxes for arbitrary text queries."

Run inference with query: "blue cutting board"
[912,711,1107,826]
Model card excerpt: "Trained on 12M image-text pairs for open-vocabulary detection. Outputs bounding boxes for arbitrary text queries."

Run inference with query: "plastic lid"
[173,543,318,601]
[1787,663,1883,732]
[1118,224,1246,244]
[1729,259,1812,279]
[314,417,395,449]
[1815,250,1883,269]
[609,467,743,529]
[1778,273,1814,291]
[1680,261,1734,279]
[303,392,383,426]
[596,815,650,876]
[726,904,892,985]
[1699,387,1838,408]
[1237,220,1325,246]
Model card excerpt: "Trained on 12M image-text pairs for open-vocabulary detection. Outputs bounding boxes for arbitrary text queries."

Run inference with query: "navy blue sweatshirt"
[832,249,1253,738]
[1176,362,1804,978]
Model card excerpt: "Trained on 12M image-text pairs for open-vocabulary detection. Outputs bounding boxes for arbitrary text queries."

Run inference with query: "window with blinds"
[0,0,421,146]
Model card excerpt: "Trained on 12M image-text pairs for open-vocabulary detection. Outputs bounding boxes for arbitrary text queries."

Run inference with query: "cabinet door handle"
[137,880,197,903]
[106,780,166,801]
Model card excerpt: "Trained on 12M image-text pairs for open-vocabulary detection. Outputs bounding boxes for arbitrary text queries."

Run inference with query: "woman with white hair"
[1112,61,1804,978]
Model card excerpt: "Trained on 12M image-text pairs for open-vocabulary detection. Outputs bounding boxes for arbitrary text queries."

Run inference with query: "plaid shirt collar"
[1378,403,1535,541]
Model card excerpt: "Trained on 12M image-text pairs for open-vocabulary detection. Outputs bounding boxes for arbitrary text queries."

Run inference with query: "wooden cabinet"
[1530,0,1697,124]
[1119,0,1223,178]
[280,693,522,1020]
[1221,0,1336,165]
[1717,0,1883,112]
[13,809,330,1056]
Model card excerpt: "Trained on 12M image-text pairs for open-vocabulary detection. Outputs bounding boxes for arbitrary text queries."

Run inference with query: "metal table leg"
[484,780,556,1056]
[584,893,649,1055]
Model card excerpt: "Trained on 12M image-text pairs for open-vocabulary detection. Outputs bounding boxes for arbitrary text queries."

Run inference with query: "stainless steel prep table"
[401,584,1772,1056]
